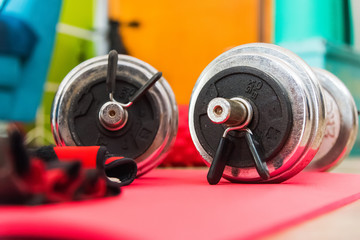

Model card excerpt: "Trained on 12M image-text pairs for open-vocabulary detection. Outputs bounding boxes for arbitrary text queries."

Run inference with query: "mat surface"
[1,169,360,240]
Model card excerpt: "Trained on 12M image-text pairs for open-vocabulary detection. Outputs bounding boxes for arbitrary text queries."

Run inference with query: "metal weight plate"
[193,67,293,168]
[51,54,178,176]
[307,68,358,171]
[189,43,326,183]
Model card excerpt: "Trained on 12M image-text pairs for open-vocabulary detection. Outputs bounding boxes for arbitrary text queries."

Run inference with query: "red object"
[53,146,125,171]
[54,146,102,169]
[22,158,46,194]
[0,169,360,239]
[162,105,205,166]
[44,167,82,202]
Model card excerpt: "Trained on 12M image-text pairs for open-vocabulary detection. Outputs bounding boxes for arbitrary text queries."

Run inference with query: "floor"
[265,158,360,239]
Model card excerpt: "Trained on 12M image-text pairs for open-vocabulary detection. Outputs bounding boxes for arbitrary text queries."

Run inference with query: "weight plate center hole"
[214,105,223,116]
[109,109,116,118]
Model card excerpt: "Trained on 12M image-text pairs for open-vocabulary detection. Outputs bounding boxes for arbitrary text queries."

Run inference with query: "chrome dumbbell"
[51,51,178,176]
[188,43,358,184]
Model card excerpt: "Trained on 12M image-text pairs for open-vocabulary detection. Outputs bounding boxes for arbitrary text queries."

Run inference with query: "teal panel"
[275,0,353,45]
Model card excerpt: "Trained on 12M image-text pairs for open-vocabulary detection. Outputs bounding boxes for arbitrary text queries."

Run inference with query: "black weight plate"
[193,66,292,168]
[68,66,160,159]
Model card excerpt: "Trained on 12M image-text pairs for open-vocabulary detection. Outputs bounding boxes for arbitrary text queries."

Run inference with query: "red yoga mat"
[0,169,360,240]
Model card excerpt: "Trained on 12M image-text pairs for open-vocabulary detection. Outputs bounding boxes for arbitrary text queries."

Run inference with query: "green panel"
[42,34,95,140]
[28,0,97,146]
[275,0,353,45]
[60,0,94,28]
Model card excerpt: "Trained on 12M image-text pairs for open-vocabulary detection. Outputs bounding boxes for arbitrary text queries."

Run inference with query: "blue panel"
[0,15,37,58]
[0,0,62,122]
[0,56,20,87]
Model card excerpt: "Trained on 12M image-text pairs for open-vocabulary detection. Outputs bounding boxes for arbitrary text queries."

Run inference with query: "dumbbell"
[188,43,358,184]
[51,50,178,177]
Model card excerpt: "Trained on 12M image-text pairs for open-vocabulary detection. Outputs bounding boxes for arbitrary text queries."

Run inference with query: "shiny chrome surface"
[307,68,358,171]
[222,98,254,137]
[51,54,178,176]
[98,101,128,131]
[189,43,326,182]
[207,97,248,126]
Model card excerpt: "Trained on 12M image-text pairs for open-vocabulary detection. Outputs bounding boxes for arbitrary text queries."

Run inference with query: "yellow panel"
[110,0,273,104]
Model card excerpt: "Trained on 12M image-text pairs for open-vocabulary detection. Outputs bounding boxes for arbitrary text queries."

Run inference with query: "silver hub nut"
[207,97,248,126]
[99,102,128,131]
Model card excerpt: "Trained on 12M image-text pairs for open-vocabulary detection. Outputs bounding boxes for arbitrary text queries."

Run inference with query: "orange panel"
[109,0,273,104]
[263,0,274,43]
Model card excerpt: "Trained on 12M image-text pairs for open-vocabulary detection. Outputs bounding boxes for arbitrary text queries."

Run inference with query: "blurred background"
[1,0,360,156]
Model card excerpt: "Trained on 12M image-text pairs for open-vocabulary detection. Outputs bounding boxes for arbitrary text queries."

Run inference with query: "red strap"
[45,168,78,202]
[53,146,101,168]
[105,156,124,165]
[22,158,46,194]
